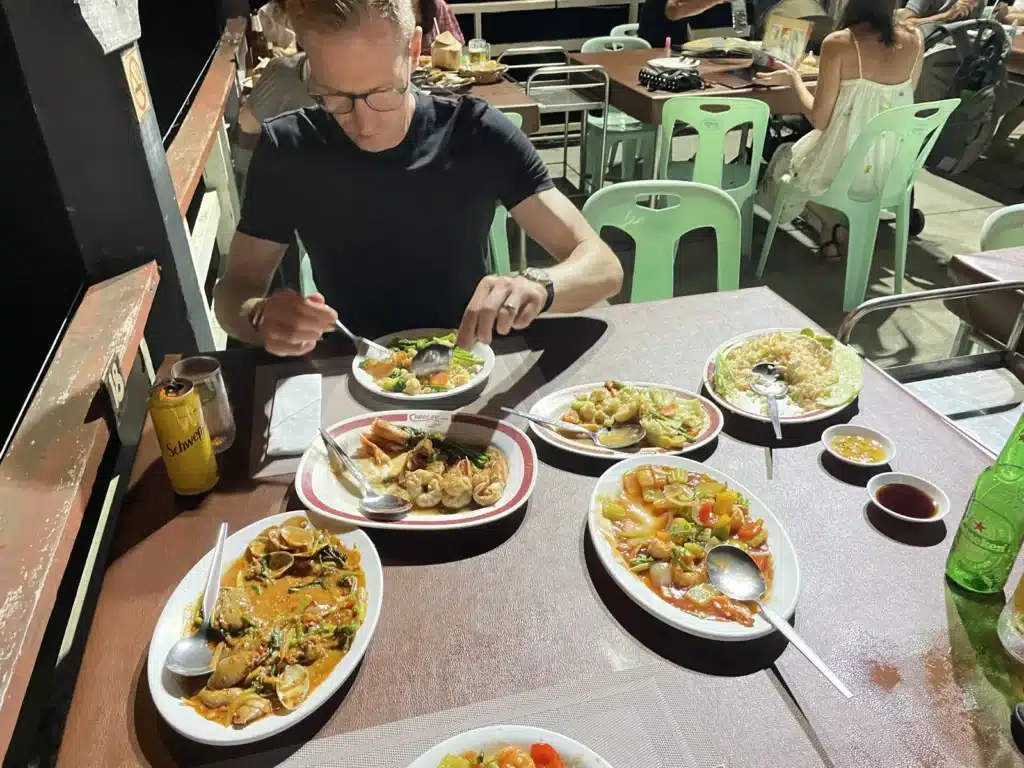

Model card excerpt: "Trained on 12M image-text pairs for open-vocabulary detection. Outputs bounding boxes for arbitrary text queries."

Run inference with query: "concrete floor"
[532,132,1024,367]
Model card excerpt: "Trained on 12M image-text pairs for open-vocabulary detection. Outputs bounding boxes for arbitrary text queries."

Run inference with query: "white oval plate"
[528,382,724,460]
[409,725,614,768]
[648,56,699,70]
[588,455,801,641]
[703,328,862,424]
[147,511,383,745]
[351,328,494,402]
[296,411,537,530]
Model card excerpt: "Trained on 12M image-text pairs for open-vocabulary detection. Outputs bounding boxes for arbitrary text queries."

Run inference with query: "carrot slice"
[429,371,449,387]
[530,743,565,768]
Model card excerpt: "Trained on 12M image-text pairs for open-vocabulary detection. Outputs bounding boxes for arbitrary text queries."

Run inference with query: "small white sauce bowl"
[822,425,895,467]
[867,472,951,524]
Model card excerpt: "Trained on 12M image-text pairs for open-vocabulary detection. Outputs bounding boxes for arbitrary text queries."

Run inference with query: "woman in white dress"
[756,0,924,260]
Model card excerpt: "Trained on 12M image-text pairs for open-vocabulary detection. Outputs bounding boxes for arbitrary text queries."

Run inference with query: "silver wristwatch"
[515,267,555,313]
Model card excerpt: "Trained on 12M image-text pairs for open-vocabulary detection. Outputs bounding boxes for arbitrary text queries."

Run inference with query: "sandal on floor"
[818,224,845,263]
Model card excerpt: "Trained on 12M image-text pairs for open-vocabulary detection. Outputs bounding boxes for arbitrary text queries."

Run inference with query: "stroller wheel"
[909,208,926,237]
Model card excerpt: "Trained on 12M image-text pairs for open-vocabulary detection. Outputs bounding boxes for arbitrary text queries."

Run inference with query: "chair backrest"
[981,203,1024,251]
[610,23,640,37]
[581,35,651,53]
[488,110,525,276]
[820,98,960,207]
[657,97,770,197]
[582,180,741,302]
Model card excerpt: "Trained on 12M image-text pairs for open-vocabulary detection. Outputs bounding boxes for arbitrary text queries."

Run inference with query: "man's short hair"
[286,0,415,40]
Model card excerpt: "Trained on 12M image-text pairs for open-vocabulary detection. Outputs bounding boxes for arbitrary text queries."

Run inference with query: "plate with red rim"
[294,410,537,530]
[526,381,724,460]
[703,328,863,425]
[408,725,613,768]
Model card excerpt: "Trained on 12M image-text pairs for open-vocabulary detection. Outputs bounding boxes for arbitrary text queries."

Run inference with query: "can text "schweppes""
[148,378,219,495]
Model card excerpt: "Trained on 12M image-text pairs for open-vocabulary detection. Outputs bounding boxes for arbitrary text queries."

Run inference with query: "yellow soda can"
[148,378,219,495]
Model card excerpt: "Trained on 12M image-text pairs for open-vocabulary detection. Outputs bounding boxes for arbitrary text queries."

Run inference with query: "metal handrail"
[452,0,643,39]
[838,281,1024,350]
[497,46,572,69]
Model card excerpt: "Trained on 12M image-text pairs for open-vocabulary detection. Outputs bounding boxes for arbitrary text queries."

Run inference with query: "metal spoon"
[165,522,228,677]
[750,362,788,440]
[705,545,853,698]
[410,343,454,378]
[334,319,392,362]
[318,427,412,518]
[501,407,647,450]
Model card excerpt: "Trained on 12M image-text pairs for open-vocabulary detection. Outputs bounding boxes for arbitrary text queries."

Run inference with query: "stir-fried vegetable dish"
[559,381,709,450]
[438,742,573,768]
[599,465,772,627]
[182,517,367,727]
[347,418,509,512]
[360,332,483,395]
[714,329,862,414]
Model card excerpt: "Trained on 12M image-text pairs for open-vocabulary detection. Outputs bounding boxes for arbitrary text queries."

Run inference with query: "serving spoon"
[165,522,228,677]
[318,427,412,518]
[705,545,853,698]
[410,343,454,378]
[501,407,647,450]
[750,362,788,440]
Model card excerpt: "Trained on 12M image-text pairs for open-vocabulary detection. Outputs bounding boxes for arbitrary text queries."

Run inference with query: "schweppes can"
[148,378,219,495]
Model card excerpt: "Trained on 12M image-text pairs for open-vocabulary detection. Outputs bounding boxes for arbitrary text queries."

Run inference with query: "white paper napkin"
[267,373,322,457]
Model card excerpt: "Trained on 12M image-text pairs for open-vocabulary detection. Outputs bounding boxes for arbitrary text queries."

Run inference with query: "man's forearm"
[546,238,623,312]
[213,278,266,345]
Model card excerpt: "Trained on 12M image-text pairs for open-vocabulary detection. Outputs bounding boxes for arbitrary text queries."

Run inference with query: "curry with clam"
[182,516,367,727]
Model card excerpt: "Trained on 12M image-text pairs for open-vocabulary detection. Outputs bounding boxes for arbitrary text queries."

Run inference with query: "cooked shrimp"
[472,477,504,506]
[440,470,472,509]
[403,469,442,508]
[494,747,535,768]
[370,419,410,450]
[358,434,390,466]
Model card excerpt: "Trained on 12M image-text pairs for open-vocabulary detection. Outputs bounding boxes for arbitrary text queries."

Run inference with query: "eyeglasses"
[308,83,410,115]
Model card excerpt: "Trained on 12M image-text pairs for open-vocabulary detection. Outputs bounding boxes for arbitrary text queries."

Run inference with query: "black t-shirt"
[237,92,553,338]
[638,0,688,48]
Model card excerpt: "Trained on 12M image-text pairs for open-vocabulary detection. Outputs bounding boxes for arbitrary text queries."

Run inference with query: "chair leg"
[620,138,639,181]
[740,196,755,260]
[756,198,785,279]
[892,196,910,296]
[639,132,657,179]
[951,321,974,357]
[842,215,882,312]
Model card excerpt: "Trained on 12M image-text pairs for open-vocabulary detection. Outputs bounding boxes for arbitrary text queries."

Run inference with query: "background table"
[58,288,1023,766]
[569,49,811,125]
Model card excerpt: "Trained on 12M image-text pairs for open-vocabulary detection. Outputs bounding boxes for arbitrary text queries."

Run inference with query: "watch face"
[523,267,552,285]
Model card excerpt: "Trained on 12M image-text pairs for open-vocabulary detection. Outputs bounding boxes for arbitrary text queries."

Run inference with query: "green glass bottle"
[997,411,1024,469]
[946,464,1024,593]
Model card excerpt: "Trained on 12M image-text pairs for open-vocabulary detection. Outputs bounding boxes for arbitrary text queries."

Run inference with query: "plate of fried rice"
[703,328,863,423]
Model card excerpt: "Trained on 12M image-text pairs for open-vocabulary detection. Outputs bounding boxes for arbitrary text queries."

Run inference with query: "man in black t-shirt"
[638,0,732,48]
[214,0,622,356]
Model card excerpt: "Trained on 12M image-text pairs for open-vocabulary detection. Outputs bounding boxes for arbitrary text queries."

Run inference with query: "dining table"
[55,286,1024,766]
[473,79,541,135]
[568,48,813,126]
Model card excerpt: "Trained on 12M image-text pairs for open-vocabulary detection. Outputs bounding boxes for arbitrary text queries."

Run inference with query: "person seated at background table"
[638,0,732,48]
[755,0,923,261]
[897,0,981,35]
[414,0,464,48]
[214,0,623,357]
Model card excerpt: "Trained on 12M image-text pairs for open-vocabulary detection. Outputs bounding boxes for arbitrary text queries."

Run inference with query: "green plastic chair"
[980,203,1024,250]
[610,23,639,37]
[756,98,960,311]
[657,97,769,259]
[580,36,657,192]
[581,180,742,302]
[488,111,524,275]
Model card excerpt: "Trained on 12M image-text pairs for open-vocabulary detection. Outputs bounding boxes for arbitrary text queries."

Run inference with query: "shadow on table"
[582,533,790,676]
[134,646,365,767]
[864,502,948,547]
[819,452,891,487]
[532,435,720,478]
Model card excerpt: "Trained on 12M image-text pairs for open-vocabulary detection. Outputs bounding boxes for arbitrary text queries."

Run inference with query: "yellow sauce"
[830,434,886,464]
[597,428,639,449]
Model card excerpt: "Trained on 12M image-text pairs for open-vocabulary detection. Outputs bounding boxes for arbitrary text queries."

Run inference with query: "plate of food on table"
[410,725,613,768]
[588,456,800,641]
[296,411,537,530]
[147,512,383,745]
[527,381,723,459]
[704,328,863,424]
[352,328,495,401]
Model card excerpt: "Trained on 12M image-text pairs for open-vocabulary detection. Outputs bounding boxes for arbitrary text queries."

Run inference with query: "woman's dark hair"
[838,0,898,45]
[417,0,438,31]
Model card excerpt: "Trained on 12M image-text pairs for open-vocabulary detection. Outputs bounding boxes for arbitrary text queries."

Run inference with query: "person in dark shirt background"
[214,0,622,356]
[638,0,733,48]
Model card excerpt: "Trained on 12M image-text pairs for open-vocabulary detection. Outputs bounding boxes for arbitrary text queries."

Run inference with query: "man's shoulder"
[425,93,523,142]
[260,107,328,150]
